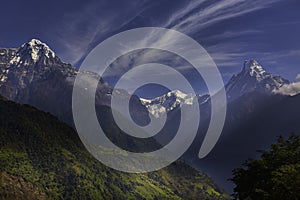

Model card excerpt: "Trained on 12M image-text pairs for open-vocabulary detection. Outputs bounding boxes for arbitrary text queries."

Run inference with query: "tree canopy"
[230,133,300,200]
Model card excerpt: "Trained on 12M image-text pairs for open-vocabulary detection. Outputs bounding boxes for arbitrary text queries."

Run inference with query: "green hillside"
[0,96,228,200]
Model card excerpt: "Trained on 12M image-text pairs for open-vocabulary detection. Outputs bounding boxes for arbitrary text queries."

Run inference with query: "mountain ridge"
[0,39,292,110]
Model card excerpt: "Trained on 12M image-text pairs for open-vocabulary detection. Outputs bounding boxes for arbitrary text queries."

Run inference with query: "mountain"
[0,39,71,96]
[0,96,229,199]
[0,39,79,125]
[225,59,289,100]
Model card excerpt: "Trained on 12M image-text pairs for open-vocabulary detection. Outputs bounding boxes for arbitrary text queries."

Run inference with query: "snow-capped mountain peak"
[21,39,55,62]
[9,39,56,66]
[0,39,75,97]
[27,39,56,60]
[226,59,289,100]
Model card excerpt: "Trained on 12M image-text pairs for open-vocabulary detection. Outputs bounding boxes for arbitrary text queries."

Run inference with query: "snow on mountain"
[140,90,195,118]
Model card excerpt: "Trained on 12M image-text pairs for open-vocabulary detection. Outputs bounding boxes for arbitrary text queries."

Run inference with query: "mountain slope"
[0,96,228,200]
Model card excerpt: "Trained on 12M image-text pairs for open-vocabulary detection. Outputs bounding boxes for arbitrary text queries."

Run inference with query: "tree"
[230,133,300,200]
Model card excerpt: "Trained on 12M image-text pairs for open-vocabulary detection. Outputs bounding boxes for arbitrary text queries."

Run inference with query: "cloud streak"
[159,0,284,69]
[163,0,283,34]
[121,0,281,71]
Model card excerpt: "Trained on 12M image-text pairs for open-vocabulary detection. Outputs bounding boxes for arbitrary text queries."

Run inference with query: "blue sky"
[1,0,300,83]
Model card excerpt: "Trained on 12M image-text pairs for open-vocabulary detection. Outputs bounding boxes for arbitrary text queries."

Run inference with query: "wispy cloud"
[260,49,300,61]
[163,0,283,34]
[205,41,252,66]
[114,0,281,71]
[261,50,300,60]
[56,0,148,65]
[56,0,290,80]
[158,0,284,69]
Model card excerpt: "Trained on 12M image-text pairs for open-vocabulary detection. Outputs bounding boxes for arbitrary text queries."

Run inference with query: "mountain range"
[0,39,299,193]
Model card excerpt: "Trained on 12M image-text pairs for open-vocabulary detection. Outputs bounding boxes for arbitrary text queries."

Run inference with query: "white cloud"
[273,82,300,96]
[296,74,300,82]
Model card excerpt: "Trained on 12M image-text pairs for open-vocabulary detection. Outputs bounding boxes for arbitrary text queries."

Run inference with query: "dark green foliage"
[231,134,300,200]
[0,97,228,199]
